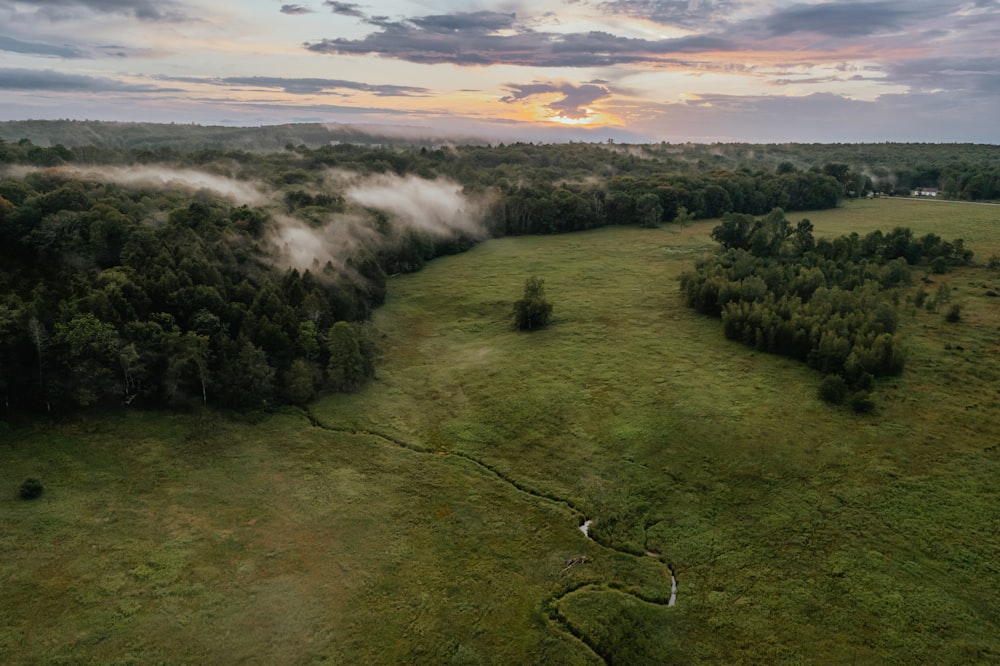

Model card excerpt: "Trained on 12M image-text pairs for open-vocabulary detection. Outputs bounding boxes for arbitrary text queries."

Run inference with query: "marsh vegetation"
[3,195,999,663]
[2,129,999,662]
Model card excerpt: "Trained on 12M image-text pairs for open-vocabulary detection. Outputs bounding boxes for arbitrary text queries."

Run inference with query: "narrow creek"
[302,408,677,662]
[579,519,676,606]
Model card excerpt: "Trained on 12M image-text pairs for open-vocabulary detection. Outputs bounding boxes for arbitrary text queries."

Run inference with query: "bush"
[513,277,553,331]
[18,477,43,500]
[850,392,876,414]
[819,375,848,404]
[945,304,961,323]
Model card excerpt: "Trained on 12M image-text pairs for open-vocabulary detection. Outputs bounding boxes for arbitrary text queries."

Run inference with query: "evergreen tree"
[513,277,553,331]
[327,321,365,391]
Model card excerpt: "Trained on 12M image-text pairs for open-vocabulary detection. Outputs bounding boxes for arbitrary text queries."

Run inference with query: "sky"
[0,0,998,143]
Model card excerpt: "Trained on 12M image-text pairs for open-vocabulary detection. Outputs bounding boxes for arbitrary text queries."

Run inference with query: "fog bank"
[6,164,267,205]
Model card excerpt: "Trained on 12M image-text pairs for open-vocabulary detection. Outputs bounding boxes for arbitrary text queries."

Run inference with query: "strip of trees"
[681,210,973,409]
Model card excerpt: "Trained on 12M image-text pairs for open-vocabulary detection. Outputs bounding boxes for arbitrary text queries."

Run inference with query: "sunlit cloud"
[0,0,996,142]
[500,80,618,125]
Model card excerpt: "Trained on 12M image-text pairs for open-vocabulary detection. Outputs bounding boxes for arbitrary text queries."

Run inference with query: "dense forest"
[1,126,997,414]
[681,211,973,410]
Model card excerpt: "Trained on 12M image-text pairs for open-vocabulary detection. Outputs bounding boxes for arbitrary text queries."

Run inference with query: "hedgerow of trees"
[680,209,973,408]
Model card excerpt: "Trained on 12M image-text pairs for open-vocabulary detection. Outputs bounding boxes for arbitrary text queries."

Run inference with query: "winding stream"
[302,408,677,663]
[578,518,676,606]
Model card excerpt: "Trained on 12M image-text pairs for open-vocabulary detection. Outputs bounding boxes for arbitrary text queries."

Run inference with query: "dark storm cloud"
[649,90,1000,143]
[12,0,188,21]
[762,2,917,38]
[0,33,83,57]
[280,4,313,15]
[409,11,516,32]
[502,81,612,119]
[770,74,868,86]
[0,67,168,91]
[886,56,1000,95]
[157,75,430,97]
[304,11,734,67]
[323,1,365,18]
[596,0,734,28]
[223,76,430,96]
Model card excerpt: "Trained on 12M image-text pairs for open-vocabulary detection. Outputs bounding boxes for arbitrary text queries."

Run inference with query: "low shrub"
[819,375,848,405]
[19,477,43,500]
[850,392,876,414]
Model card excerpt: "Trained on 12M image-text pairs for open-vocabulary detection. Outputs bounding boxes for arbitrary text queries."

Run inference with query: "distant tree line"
[488,169,842,235]
[681,210,973,409]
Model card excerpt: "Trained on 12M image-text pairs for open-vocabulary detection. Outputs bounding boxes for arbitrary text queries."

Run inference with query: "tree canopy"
[513,277,553,331]
[682,210,973,408]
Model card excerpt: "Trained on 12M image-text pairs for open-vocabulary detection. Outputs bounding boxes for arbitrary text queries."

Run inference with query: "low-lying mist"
[336,171,488,239]
[270,172,492,276]
[4,162,492,280]
[269,213,376,274]
[6,164,268,205]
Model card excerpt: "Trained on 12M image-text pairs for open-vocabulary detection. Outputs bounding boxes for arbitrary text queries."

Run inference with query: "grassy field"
[3,198,999,664]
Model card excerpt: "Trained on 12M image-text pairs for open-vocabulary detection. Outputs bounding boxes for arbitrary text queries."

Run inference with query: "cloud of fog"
[322,122,493,145]
[598,143,656,160]
[14,164,268,204]
[5,161,493,280]
[268,213,377,275]
[268,172,492,277]
[334,171,489,239]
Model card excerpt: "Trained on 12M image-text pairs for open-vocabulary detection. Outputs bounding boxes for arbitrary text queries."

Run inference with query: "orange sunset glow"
[0,1,996,141]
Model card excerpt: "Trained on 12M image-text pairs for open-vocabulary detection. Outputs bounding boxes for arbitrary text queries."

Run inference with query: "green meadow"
[3,198,999,664]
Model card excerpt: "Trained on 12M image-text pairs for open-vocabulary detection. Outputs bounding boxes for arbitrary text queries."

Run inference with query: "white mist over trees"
[1,133,996,414]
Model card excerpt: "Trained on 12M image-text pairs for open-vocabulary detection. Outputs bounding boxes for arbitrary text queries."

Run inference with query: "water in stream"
[579,518,676,606]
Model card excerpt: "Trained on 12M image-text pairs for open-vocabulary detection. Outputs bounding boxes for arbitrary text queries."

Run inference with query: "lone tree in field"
[513,277,553,331]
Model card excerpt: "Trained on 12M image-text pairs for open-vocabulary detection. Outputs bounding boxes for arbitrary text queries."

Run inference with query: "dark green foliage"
[0,171,387,412]
[635,192,662,228]
[0,129,991,418]
[819,375,848,405]
[850,392,876,414]
[283,358,319,405]
[680,218,967,404]
[945,304,962,323]
[215,339,275,409]
[513,277,553,331]
[18,477,43,500]
[487,166,842,235]
[327,322,367,392]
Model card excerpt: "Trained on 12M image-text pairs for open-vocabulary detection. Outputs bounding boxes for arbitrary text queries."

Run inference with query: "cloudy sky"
[1,0,998,142]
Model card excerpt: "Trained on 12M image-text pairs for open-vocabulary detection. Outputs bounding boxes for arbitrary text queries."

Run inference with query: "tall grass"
[2,198,998,663]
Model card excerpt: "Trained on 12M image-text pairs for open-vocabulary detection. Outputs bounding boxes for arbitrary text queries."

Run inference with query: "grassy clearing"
[3,198,999,663]
[804,197,1000,257]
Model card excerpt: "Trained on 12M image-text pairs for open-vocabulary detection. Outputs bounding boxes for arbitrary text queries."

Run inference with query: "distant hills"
[0,119,496,151]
